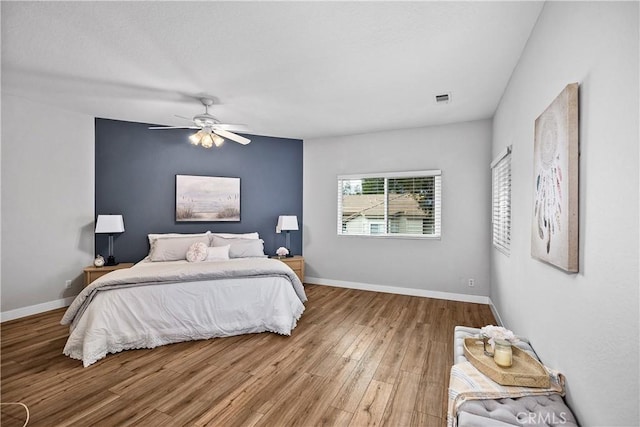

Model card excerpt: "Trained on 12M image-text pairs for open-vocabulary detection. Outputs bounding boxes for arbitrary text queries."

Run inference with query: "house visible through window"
[337,170,441,238]
[491,146,512,255]
[370,223,385,234]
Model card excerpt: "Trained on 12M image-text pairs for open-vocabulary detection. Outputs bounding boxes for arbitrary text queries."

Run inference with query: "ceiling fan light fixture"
[201,133,214,148]
[189,131,202,145]
[153,97,250,148]
[213,134,225,147]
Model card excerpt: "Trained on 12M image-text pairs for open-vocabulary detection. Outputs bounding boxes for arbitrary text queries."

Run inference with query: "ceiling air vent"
[435,93,451,104]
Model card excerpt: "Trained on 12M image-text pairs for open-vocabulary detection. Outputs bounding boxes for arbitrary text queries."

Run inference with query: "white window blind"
[337,170,441,238]
[491,147,512,255]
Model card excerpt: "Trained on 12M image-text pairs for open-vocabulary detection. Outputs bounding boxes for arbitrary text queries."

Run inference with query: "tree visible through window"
[337,170,441,238]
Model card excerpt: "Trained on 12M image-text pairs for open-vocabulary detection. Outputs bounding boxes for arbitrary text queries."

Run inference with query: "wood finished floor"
[1,284,495,427]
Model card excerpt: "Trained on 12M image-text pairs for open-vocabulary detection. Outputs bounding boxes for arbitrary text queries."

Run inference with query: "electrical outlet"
[468,279,475,287]
[65,280,72,289]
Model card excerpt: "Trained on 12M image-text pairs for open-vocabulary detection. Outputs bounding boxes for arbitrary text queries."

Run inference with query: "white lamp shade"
[95,215,125,234]
[276,215,299,233]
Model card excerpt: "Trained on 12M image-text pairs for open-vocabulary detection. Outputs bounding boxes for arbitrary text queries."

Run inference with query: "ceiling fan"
[149,98,250,148]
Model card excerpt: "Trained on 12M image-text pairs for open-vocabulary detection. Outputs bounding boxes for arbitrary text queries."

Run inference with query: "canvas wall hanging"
[531,83,579,272]
[176,175,240,222]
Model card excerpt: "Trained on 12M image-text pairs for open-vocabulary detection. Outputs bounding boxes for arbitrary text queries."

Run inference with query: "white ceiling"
[1,1,543,140]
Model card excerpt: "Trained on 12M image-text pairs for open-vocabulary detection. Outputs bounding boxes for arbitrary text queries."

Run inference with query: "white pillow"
[150,235,210,262]
[209,232,259,240]
[205,245,230,261]
[148,231,210,246]
[186,242,208,263]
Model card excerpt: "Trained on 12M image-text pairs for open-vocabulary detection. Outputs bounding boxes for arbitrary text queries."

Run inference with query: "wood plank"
[342,325,378,360]
[411,410,443,426]
[329,323,366,356]
[153,363,249,415]
[423,340,450,384]
[399,322,432,374]
[192,348,312,424]
[294,356,362,426]
[348,379,394,426]
[255,373,329,426]
[330,355,379,413]
[372,321,414,384]
[415,380,445,417]
[54,395,147,427]
[121,409,175,426]
[380,370,421,426]
[29,389,121,426]
[316,406,354,427]
[0,403,29,427]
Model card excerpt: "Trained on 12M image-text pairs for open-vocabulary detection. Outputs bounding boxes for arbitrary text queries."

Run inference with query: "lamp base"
[105,256,119,266]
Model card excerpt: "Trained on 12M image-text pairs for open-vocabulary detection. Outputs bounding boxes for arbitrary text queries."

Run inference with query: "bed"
[61,232,307,367]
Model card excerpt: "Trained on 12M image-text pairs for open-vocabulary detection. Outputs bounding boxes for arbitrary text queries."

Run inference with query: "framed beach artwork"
[176,175,240,222]
[531,83,579,272]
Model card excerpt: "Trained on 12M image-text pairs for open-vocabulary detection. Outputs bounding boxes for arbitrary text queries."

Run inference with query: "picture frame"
[531,83,579,272]
[176,175,240,222]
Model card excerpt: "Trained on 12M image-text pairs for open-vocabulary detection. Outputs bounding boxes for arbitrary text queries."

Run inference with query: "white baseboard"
[1,296,75,322]
[305,276,491,305]
[488,297,504,326]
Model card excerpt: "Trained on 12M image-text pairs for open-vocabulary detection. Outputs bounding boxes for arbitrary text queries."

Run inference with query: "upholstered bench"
[451,326,578,427]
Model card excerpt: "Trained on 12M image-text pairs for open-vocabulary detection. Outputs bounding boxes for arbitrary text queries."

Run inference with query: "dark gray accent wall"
[95,118,303,262]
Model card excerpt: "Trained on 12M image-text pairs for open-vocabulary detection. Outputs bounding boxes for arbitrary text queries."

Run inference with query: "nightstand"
[273,256,304,283]
[83,263,135,286]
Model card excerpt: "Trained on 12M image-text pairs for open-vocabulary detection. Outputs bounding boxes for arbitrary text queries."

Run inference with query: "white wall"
[491,2,639,425]
[1,94,95,318]
[304,119,492,299]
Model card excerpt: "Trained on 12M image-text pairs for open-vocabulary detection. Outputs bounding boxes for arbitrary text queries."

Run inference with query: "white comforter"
[61,258,307,367]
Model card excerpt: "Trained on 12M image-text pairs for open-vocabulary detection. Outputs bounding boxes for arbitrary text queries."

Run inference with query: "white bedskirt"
[63,276,305,367]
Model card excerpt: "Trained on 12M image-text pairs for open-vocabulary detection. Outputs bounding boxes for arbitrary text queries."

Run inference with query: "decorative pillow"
[149,235,210,262]
[205,245,231,261]
[186,242,208,263]
[209,232,260,242]
[230,239,265,258]
[213,238,266,258]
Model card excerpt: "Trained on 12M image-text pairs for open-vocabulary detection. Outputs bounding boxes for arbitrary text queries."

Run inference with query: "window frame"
[337,169,442,239]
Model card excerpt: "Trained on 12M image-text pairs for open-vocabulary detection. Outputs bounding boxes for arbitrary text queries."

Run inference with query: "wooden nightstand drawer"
[273,256,304,283]
[83,263,135,286]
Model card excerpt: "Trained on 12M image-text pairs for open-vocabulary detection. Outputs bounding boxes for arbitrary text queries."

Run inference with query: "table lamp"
[95,214,125,266]
[276,215,298,257]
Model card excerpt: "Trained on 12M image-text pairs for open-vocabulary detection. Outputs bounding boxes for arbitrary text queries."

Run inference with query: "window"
[491,146,512,255]
[337,170,441,238]
[370,223,385,234]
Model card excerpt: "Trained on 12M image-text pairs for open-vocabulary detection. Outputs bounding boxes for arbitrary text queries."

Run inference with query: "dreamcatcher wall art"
[531,83,579,273]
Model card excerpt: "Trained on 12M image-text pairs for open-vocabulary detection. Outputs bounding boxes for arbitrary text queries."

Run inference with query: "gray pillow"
[149,235,210,262]
[211,235,266,258]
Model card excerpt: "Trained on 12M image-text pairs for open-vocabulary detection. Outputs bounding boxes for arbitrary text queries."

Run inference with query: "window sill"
[337,233,441,240]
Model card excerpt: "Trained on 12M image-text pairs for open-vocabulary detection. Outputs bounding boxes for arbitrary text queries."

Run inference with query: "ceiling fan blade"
[174,115,194,121]
[149,126,199,130]
[213,123,247,131]
[213,128,251,145]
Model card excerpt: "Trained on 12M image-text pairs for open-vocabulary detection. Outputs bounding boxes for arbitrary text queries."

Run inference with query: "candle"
[493,339,513,367]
